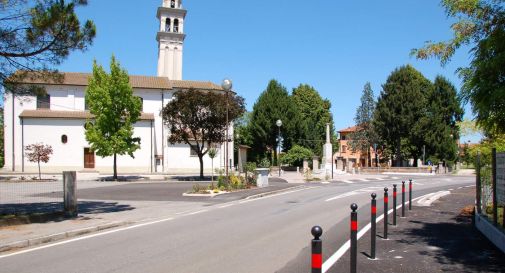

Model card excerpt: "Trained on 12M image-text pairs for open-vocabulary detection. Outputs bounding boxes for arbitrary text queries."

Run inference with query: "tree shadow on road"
[0,201,134,225]
[398,213,505,273]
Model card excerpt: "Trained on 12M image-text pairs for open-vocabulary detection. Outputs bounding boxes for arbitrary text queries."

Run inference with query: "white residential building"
[2,0,234,174]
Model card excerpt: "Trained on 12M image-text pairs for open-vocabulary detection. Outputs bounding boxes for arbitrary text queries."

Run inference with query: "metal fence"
[476,149,505,229]
[0,177,63,215]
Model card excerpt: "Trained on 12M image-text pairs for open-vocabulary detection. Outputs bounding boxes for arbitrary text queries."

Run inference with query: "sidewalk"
[332,187,505,272]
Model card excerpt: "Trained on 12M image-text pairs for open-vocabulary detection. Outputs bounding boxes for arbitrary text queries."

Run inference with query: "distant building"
[334,125,377,172]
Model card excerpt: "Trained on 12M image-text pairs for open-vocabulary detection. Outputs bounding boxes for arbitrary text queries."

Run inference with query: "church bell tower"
[157,0,186,80]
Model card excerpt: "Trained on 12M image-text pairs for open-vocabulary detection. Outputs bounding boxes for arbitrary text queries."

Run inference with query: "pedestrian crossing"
[327,176,428,184]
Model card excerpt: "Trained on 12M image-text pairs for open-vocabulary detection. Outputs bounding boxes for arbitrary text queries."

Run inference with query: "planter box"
[255,168,270,188]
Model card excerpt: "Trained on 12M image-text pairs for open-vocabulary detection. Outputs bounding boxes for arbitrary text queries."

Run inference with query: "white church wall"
[20,118,154,173]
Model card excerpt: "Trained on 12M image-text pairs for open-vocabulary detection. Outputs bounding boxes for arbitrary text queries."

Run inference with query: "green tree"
[412,0,505,135]
[373,65,432,166]
[348,82,377,167]
[1,0,96,94]
[291,84,334,155]
[162,89,245,179]
[281,145,313,167]
[249,80,302,163]
[424,76,464,164]
[85,56,142,180]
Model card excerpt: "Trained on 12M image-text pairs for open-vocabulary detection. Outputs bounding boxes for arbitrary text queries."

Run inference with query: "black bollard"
[384,187,388,239]
[371,193,377,259]
[402,181,406,217]
[350,203,358,273]
[409,179,413,210]
[393,184,397,226]
[311,226,323,273]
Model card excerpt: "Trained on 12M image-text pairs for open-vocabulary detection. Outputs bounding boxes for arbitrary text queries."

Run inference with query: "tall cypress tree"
[424,76,464,163]
[373,65,432,167]
[249,80,301,162]
[349,82,376,167]
[291,84,334,155]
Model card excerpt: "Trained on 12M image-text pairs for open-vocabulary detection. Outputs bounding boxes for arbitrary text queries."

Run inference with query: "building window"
[341,134,346,140]
[174,19,179,33]
[61,135,68,144]
[165,18,171,32]
[138,97,144,111]
[37,93,50,109]
[342,145,347,153]
[170,0,176,8]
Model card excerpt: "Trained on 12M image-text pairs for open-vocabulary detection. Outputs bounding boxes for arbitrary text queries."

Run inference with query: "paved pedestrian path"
[330,187,505,273]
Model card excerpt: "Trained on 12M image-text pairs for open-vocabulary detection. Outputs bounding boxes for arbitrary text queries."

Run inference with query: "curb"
[244,185,308,200]
[0,221,131,253]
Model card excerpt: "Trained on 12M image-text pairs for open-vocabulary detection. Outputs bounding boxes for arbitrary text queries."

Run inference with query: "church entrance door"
[84,148,95,169]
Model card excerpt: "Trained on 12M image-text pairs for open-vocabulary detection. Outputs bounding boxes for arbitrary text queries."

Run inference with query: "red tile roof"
[19,109,155,120]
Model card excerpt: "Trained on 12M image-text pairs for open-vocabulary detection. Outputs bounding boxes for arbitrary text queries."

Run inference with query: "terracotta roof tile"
[338,125,362,133]
[9,71,224,91]
[19,109,155,120]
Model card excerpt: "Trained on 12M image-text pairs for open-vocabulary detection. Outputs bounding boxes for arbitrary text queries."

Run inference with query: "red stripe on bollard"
[312,254,322,269]
[372,206,377,214]
[393,191,397,197]
[385,196,389,203]
[351,220,358,231]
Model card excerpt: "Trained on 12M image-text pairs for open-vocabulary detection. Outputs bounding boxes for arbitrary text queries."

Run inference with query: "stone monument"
[321,123,333,171]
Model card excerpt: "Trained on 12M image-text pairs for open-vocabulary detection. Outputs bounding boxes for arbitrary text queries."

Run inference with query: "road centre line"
[322,191,446,272]
[238,186,318,204]
[0,217,175,260]
[185,209,208,216]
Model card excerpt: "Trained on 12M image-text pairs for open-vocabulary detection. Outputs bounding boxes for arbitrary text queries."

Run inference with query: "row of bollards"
[311,179,414,273]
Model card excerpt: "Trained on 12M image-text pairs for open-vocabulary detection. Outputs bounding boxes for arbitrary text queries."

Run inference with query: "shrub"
[258,157,271,168]
[281,145,313,167]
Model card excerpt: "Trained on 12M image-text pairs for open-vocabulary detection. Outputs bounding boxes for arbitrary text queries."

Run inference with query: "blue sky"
[57,0,481,142]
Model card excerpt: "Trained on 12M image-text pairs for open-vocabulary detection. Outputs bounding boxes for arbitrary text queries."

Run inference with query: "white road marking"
[358,178,368,182]
[341,180,354,184]
[0,217,175,260]
[238,187,317,204]
[185,209,208,216]
[322,192,436,273]
[375,178,384,181]
[325,192,359,202]
[175,210,192,215]
[391,177,399,179]
[448,188,454,191]
[218,204,234,209]
[415,191,450,206]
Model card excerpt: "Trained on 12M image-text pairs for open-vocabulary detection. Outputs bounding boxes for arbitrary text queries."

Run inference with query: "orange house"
[334,125,377,171]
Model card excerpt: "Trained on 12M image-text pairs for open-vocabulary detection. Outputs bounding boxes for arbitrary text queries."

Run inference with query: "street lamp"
[222,78,232,178]
[276,119,282,177]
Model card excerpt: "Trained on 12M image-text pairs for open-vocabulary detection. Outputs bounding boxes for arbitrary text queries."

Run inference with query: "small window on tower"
[174,19,179,33]
[165,18,171,32]
[61,135,68,144]
[171,0,176,8]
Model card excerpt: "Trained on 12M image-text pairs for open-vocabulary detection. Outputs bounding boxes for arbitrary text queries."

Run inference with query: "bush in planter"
[258,158,271,168]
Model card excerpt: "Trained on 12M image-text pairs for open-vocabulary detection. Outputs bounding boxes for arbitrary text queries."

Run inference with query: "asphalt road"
[0,175,474,273]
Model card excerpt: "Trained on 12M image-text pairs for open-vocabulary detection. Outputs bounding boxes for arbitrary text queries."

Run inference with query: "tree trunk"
[38,160,41,180]
[211,159,214,183]
[395,139,402,167]
[113,153,118,181]
[413,155,419,167]
[198,154,204,179]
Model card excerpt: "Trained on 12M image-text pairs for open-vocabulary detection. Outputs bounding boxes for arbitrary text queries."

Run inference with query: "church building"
[3,0,234,174]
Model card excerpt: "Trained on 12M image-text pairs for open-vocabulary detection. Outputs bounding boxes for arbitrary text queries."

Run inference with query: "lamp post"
[276,119,282,177]
[222,78,232,178]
